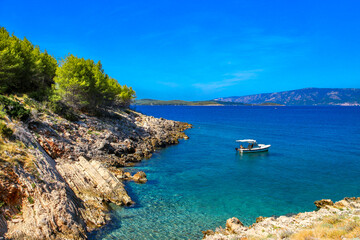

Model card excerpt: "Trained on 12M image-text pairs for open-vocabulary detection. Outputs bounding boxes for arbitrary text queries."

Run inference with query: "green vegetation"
[48,100,79,121]
[135,99,223,106]
[0,95,30,120]
[0,134,37,173]
[0,27,57,99]
[135,99,254,106]
[53,54,135,111]
[0,121,13,138]
[135,99,284,106]
[0,26,135,119]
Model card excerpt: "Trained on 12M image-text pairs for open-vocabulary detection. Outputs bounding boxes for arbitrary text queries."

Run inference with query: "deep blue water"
[90,106,360,240]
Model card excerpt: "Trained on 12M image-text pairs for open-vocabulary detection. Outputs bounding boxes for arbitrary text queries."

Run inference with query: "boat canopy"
[236,139,257,143]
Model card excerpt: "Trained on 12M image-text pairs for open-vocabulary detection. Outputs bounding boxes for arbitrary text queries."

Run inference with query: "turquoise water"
[90,106,360,239]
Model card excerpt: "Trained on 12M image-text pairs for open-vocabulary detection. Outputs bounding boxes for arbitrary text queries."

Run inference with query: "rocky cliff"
[203,197,360,239]
[0,103,191,239]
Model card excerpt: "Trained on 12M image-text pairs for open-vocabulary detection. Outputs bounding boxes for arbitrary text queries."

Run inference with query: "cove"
[90,106,360,239]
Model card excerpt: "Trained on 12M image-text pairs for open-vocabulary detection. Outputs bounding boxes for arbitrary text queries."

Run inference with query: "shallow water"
[89,106,360,239]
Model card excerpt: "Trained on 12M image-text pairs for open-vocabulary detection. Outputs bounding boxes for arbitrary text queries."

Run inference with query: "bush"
[0,122,13,138]
[0,95,30,121]
[49,101,78,121]
[0,105,5,119]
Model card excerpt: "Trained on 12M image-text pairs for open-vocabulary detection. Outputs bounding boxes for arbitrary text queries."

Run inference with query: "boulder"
[124,172,132,179]
[314,199,334,208]
[226,217,244,233]
[256,216,266,223]
[202,230,215,238]
[97,141,115,154]
[133,171,147,183]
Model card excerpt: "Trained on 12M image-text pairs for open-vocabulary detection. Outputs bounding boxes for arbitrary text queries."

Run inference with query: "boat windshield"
[238,142,258,149]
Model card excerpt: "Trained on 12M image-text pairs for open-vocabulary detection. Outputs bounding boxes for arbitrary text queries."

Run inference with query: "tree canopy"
[53,55,135,110]
[0,27,57,97]
[0,26,135,110]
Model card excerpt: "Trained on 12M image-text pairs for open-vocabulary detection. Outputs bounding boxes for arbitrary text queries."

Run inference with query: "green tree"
[0,26,57,97]
[54,54,135,110]
[0,27,23,93]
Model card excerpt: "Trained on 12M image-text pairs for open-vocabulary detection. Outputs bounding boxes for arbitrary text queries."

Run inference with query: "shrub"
[0,105,5,119]
[0,121,13,138]
[49,101,78,121]
[0,95,30,120]
[23,96,46,113]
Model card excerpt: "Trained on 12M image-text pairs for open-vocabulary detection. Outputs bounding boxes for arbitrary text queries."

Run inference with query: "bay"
[90,106,360,239]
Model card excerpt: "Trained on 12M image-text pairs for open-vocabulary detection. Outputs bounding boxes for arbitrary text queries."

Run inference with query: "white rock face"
[203,197,360,240]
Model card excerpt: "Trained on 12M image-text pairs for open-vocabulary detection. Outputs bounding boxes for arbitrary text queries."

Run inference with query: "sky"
[1,0,359,100]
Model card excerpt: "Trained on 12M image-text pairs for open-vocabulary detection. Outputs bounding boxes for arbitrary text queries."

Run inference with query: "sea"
[89,105,360,240]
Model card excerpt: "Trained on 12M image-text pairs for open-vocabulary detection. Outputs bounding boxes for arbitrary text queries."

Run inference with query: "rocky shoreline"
[0,107,191,239]
[2,104,359,240]
[203,197,360,239]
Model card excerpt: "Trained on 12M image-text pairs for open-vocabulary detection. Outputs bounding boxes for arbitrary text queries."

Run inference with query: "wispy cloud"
[193,70,262,91]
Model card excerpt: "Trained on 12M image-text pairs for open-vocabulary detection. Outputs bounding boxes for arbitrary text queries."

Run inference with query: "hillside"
[214,88,360,106]
[134,99,254,106]
[135,99,223,106]
[0,94,191,239]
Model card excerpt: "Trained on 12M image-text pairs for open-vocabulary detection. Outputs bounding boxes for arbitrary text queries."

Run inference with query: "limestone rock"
[133,171,147,183]
[1,104,192,239]
[314,199,334,208]
[203,197,360,240]
[3,124,87,240]
[255,216,265,223]
[226,217,244,233]
[56,156,133,230]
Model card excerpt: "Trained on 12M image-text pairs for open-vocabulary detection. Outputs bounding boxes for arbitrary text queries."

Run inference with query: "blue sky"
[1,0,359,100]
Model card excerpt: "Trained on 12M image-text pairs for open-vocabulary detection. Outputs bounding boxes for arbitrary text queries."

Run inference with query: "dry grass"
[0,133,36,173]
[291,214,360,240]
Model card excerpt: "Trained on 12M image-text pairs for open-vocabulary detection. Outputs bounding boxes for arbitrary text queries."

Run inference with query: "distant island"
[215,87,360,106]
[134,99,281,106]
[136,88,360,106]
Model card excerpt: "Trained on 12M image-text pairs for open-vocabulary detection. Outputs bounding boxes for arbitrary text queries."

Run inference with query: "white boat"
[235,139,271,153]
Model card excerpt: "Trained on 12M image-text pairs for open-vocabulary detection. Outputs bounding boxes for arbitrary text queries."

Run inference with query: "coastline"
[0,104,191,239]
[203,198,360,239]
[2,103,359,239]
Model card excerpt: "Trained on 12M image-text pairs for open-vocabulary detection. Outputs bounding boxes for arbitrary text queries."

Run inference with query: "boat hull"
[236,145,271,153]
